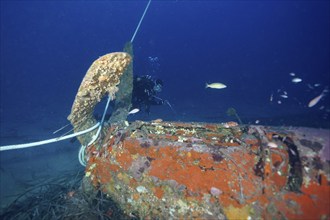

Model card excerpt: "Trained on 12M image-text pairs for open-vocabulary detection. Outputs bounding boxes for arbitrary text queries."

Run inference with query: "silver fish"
[128,108,140,114]
[308,89,328,108]
[292,78,302,83]
[205,82,227,89]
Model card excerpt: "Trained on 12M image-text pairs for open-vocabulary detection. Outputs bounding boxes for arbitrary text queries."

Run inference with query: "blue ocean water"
[1,1,329,130]
[0,0,329,214]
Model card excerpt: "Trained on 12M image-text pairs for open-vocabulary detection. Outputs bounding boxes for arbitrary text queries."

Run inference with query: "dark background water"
[1,0,330,137]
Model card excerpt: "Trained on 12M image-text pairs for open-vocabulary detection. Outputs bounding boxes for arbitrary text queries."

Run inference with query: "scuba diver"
[132,75,174,114]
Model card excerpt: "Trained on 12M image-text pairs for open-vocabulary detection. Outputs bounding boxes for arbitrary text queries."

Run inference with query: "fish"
[289,72,295,76]
[270,93,273,102]
[291,78,302,83]
[205,83,227,89]
[267,142,278,149]
[307,84,314,89]
[280,94,288,98]
[308,90,326,108]
[289,148,296,156]
[128,108,140,114]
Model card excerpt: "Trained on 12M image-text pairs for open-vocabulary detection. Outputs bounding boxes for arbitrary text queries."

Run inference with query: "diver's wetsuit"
[132,75,164,114]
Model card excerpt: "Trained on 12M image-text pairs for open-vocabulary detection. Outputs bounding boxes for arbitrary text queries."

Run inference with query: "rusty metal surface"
[83,121,330,219]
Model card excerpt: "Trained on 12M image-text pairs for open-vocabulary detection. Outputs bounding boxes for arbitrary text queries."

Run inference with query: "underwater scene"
[0,1,329,219]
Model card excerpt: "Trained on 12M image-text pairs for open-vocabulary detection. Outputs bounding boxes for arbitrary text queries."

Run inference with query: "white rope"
[0,0,152,166]
[0,122,100,151]
[78,95,112,166]
[130,0,152,43]
[78,144,87,166]
[53,123,70,134]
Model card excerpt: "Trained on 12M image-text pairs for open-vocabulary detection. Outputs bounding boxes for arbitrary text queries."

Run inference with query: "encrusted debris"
[68,52,131,145]
[84,121,330,219]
